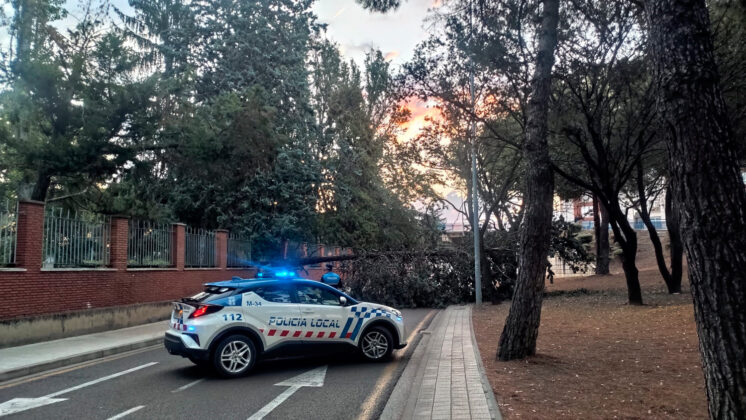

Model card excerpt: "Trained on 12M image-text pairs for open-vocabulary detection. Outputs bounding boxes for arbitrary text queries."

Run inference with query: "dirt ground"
[473,258,708,418]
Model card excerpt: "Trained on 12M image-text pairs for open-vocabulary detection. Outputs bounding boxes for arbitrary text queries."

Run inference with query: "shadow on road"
[165,350,380,380]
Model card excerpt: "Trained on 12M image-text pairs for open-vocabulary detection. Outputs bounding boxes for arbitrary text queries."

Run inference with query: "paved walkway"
[0,321,165,381]
[382,305,501,420]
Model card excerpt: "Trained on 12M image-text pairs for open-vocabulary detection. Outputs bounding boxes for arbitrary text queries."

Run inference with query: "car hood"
[357,302,401,316]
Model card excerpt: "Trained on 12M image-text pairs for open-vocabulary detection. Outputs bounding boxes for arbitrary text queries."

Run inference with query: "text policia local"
[268,316,341,328]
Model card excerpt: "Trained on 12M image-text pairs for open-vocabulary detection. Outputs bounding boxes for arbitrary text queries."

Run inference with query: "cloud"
[397,97,442,143]
[384,50,399,61]
[343,42,379,54]
[333,7,346,18]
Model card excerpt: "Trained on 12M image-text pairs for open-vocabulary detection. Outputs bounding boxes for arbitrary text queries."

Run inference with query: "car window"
[296,284,341,306]
[250,286,293,304]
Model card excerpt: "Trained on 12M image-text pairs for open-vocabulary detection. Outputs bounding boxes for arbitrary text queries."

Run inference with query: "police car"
[164,272,407,377]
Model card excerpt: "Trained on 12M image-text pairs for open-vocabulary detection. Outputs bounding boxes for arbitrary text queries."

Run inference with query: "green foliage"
[548,219,594,275]
[0,0,431,259]
[355,0,400,12]
[310,42,427,250]
[1,3,151,200]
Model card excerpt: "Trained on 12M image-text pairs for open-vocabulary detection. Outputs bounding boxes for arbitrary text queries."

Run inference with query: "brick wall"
[0,201,335,320]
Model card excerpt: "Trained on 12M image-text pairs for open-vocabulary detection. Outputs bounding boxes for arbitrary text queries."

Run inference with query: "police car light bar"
[275,270,295,277]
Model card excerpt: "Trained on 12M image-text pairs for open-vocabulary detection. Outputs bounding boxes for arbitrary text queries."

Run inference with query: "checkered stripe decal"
[362,309,393,319]
[341,306,392,341]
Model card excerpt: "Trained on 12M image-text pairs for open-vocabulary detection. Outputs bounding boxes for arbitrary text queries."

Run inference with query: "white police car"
[164,273,407,377]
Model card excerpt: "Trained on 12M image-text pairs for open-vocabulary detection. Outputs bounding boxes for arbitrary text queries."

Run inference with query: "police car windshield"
[188,286,236,303]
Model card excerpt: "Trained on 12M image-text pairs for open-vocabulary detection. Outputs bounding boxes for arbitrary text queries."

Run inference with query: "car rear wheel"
[212,335,256,377]
[359,326,393,361]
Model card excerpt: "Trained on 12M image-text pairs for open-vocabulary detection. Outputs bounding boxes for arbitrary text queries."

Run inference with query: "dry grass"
[473,259,708,418]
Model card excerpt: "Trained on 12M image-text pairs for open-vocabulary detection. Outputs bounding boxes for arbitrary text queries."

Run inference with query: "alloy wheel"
[220,340,252,373]
[362,331,389,359]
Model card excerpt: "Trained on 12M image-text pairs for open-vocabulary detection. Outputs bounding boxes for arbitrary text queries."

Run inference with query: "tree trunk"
[497,0,559,361]
[664,183,683,291]
[645,0,746,417]
[593,194,610,275]
[31,172,51,202]
[609,219,643,305]
[598,199,610,273]
[636,163,679,293]
[606,195,643,305]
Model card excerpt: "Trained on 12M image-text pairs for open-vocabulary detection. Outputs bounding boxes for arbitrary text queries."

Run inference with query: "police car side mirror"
[339,296,348,306]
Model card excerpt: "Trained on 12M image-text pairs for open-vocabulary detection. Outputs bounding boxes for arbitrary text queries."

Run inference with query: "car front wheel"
[212,335,256,377]
[359,326,393,361]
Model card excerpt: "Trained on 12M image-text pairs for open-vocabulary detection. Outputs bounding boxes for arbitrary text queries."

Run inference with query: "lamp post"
[469,0,481,305]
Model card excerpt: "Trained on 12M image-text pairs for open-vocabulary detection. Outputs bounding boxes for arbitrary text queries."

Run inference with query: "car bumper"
[164,333,210,361]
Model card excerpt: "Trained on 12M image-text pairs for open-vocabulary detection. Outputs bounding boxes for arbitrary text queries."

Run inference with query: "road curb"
[358,309,439,420]
[468,304,503,420]
[0,337,162,382]
[379,309,444,420]
[381,305,503,420]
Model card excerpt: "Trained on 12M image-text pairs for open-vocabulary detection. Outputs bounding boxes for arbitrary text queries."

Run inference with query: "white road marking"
[247,385,301,420]
[0,362,158,417]
[46,362,158,398]
[106,405,145,420]
[0,397,66,417]
[247,365,328,420]
[171,378,205,393]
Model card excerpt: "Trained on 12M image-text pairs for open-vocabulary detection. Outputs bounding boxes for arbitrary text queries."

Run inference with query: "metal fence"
[0,201,17,266]
[633,219,667,230]
[43,208,110,268]
[185,227,216,268]
[227,234,252,267]
[128,221,173,267]
[579,219,667,231]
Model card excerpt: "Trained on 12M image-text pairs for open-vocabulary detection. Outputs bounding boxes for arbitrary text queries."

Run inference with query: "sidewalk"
[382,305,501,420]
[0,321,166,382]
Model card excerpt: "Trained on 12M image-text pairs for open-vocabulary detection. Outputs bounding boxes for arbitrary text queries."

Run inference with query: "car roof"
[203,277,359,305]
[205,277,334,290]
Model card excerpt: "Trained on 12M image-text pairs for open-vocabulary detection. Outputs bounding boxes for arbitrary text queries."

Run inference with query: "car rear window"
[250,285,293,303]
[188,286,236,303]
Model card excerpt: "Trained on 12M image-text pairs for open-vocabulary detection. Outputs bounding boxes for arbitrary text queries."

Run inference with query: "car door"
[240,284,300,350]
[294,283,348,341]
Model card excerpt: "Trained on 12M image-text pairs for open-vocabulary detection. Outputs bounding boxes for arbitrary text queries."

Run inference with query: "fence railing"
[633,219,667,230]
[227,234,252,268]
[579,219,668,231]
[43,208,110,268]
[0,201,17,266]
[185,227,216,268]
[128,221,173,267]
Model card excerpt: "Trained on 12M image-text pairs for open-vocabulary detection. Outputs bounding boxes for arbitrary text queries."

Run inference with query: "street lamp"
[469,0,481,305]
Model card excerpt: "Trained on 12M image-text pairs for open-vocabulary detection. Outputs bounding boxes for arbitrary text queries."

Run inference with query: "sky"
[311,0,438,68]
[312,0,444,145]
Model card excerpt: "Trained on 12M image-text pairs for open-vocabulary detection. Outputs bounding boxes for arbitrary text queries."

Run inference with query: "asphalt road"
[0,308,435,420]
